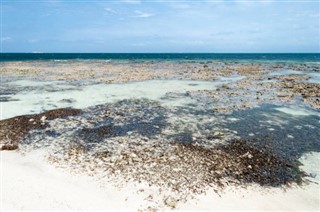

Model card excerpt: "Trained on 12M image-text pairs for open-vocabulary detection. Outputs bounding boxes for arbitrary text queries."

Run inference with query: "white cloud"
[28,39,39,43]
[1,36,12,41]
[131,10,154,18]
[104,8,117,14]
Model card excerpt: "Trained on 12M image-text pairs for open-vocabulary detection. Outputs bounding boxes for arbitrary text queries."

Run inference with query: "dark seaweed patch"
[76,99,168,144]
[78,125,114,143]
[222,104,320,162]
[217,139,305,186]
[0,108,81,150]
[168,131,194,144]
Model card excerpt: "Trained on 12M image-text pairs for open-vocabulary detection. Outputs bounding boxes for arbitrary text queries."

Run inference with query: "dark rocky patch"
[170,140,306,188]
[281,82,320,109]
[222,104,320,162]
[0,108,81,150]
[78,125,114,143]
[168,131,194,144]
[76,99,168,143]
[217,139,305,186]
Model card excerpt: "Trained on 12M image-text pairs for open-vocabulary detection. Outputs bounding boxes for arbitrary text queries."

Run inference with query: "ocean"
[1,53,320,63]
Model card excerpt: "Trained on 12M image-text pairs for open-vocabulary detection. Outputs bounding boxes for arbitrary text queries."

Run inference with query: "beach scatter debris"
[0,99,311,209]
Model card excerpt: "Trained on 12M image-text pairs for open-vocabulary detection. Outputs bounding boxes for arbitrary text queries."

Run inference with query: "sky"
[1,0,320,53]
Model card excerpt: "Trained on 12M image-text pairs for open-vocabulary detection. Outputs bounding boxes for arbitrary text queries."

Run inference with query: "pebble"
[213,131,224,138]
[310,173,317,178]
[132,157,143,162]
[40,116,47,123]
[287,135,294,139]
[164,196,177,208]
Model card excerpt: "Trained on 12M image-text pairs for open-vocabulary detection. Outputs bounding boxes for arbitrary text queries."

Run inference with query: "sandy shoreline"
[1,60,320,211]
[2,150,319,211]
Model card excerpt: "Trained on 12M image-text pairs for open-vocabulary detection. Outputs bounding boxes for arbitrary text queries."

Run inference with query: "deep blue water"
[1,53,319,63]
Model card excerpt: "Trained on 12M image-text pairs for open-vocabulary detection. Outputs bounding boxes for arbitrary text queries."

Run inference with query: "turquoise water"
[1,53,319,63]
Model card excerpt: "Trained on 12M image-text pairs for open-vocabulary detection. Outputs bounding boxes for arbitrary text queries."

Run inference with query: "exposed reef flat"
[1,60,319,210]
[2,60,319,112]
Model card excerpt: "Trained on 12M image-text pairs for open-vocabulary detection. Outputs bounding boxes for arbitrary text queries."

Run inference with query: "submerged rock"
[59,98,76,103]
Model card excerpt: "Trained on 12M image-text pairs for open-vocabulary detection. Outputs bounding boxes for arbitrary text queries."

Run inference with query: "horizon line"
[1,52,320,54]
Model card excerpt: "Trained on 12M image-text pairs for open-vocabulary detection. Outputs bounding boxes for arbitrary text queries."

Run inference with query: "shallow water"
[2,78,238,119]
[269,70,305,76]
[275,105,320,117]
[266,69,320,84]
[308,72,320,84]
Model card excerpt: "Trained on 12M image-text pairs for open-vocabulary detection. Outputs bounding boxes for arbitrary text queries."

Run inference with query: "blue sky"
[1,0,319,53]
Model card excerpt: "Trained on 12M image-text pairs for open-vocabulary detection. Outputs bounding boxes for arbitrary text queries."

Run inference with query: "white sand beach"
[1,150,319,211]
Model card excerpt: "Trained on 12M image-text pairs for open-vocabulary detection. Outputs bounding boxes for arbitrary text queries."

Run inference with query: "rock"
[118,160,128,165]
[40,116,47,123]
[287,135,294,139]
[169,156,177,161]
[164,196,177,208]
[242,152,253,159]
[132,157,142,162]
[310,173,317,178]
[222,84,230,90]
[130,153,137,158]
[213,131,224,138]
[59,98,76,103]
